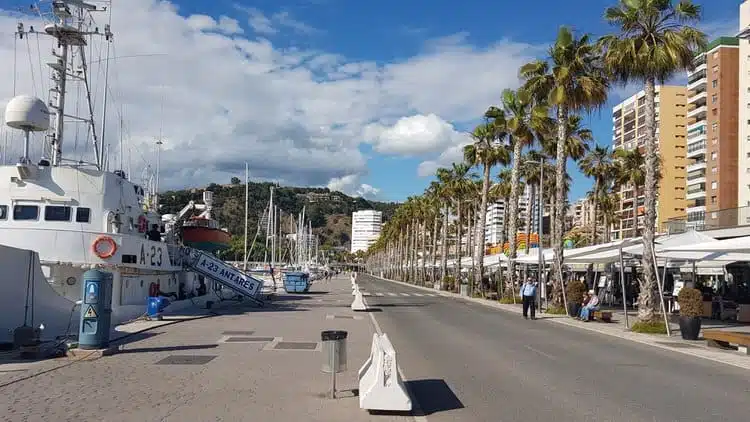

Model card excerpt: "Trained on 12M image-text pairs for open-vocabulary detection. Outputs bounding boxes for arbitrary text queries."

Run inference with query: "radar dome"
[4,95,50,132]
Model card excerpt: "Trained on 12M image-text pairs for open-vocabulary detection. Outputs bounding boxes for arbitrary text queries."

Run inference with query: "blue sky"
[0,0,742,203]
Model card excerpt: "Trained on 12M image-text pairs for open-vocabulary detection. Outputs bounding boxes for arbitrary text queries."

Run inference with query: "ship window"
[0,205,6,220]
[76,207,91,223]
[13,205,39,220]
[45,206,71,221]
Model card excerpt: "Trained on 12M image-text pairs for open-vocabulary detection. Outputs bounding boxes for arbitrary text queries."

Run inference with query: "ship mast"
[16,0,109,169]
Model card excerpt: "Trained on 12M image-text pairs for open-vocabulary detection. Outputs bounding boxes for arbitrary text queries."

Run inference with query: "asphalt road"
[356,274,750,422]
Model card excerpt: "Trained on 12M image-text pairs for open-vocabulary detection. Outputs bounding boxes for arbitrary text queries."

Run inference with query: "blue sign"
[85,281,99,304]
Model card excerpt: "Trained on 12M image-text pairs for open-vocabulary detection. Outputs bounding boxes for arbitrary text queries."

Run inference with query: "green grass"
[630,320,668,334]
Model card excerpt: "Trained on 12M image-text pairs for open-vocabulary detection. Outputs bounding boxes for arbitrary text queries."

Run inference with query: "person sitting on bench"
[579,290,600,321]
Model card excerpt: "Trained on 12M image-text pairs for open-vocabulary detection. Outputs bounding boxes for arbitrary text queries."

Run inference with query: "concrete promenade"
[0,275,410,422]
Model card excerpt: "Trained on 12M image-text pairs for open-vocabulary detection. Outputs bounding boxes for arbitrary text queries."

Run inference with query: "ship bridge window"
[45,206,72,221]
[13,205,39,220]
[76,207,91,223]
[0,205,6,220]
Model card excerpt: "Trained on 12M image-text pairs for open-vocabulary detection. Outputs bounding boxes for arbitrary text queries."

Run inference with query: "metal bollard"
[321,330,348,399]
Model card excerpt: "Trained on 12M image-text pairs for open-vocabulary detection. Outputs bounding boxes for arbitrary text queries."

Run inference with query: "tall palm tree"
[600,0,705,323]
[449,162,472,290]
[486,89,549,295]
[520,150,546,254]
[579,145,614,244]
[613,148,646,238]
[464,120,510,296]
[520,27,609,306]
[436,167,454,286]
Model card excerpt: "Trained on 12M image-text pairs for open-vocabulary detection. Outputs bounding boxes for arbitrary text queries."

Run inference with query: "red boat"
[182,217,231,253]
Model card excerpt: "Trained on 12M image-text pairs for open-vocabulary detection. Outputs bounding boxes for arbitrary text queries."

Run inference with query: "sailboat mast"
[98,6,113,168]
[243,162,248,271]
[269,187,275,267]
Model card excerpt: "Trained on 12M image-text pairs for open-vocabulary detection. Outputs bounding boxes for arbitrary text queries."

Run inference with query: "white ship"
[0,0,264,343]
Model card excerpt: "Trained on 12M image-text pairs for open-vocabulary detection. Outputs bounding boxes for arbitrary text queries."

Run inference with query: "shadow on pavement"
[116,343,218,354]
[368,378,463,417]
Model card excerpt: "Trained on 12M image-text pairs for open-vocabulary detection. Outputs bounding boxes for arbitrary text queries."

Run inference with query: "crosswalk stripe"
[401,293,410,296]
[426,294,437,297]
[388,293,397,296]
[414,293,424,297]
[375,292,384,296]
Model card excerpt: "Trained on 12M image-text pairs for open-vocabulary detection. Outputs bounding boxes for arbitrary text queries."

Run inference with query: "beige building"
[571,197,595,229]
[686,37,740,230]
[611,86,688,240]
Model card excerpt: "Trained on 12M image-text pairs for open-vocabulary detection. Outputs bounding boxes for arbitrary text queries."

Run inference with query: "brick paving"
[0,275,411,422]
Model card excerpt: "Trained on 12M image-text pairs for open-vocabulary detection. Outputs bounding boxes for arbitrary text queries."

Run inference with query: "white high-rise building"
[738,1,750,208]
[351,210,382,253]
[484,185,531,247]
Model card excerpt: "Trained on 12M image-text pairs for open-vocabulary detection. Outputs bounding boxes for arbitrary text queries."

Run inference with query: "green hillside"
[159,180,398,260]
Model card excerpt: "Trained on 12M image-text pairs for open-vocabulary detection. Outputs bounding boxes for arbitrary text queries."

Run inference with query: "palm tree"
[490,169,513,297]
[520,150,546,254]
[579,145,614,244]
[464,120,510,296]
[449,162,472,290]
[600,0,706,323]
[436,167,454,286]
[520,27,609,306]
[613,148,646,238]
[485,89,549,296]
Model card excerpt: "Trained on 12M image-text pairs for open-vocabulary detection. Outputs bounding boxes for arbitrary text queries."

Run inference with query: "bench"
[592,311,612,322]
[703,330,750,355]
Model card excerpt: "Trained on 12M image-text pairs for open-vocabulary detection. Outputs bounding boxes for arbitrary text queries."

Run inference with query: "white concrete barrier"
[358,333,412,412]
[352,284,360,296]
[351,289,368,311]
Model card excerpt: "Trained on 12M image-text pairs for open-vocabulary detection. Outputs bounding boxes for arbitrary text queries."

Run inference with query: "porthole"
[65,277,76,286]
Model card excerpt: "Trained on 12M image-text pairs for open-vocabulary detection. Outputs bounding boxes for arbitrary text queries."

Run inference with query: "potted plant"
[677,287,703,340]
[566,280,587,318]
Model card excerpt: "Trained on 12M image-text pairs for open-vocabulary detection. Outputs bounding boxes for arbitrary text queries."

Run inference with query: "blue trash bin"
[146,297,170,320]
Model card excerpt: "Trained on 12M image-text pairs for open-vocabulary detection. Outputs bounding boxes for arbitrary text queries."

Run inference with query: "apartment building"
[739,2,750,212]
[571,197,595,229]
[350,210,382,253]
[686,37,739,230]
[611,86,688,240]
[484,185,531,246]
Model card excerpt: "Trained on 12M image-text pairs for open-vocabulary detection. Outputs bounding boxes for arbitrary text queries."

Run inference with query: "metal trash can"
[321,330,347,373]
[321,330,348,399]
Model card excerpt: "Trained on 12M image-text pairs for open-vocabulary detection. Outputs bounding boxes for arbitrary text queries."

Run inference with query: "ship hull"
[183,226,231,253]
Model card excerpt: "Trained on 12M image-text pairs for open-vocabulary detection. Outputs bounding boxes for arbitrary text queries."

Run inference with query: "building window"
[712,137,718,145]
[712,108,718,116]
[711,151,717,160]
[712,94,717,103]
[712,65,719,73]
[712,167,718,174]
[713,123,719,131]
[712,80,718,88]
[0,205,6,220]
[44,206,71,221]
[711,196,717,204]
[13,205,39,220]
[711,181,718,190]
[76,207,91,223]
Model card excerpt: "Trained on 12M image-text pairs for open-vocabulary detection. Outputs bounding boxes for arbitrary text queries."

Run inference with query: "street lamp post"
[523,159,545,311]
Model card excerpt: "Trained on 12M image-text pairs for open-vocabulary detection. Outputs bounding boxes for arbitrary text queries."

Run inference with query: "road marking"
[375,292,384,296]
[388,293,398,296]
[524,345,557,361]
[401,293,411,297]
[367,311,428,422]
[413,293,424,297]
[426,294,437,297]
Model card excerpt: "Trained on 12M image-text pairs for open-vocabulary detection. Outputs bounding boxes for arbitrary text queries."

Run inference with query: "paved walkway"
[370,274,750,370]
[0,275,410,422]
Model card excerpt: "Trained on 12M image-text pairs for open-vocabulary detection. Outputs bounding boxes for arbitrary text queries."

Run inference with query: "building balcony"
[686,174,706,186]
[688,121,706,133]
[687,161,707,173]
[688,90,707,105]
[686,140,706,158]
[687,74,706,92]
[687,104,707,120]
[688,62,707,77]
[686,189,706,201]
[687,204,706,215]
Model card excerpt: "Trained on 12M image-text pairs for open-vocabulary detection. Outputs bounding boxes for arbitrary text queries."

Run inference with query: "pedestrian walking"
[521,278,538,320]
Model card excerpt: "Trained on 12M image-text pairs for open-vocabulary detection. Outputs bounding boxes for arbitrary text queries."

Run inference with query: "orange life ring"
[92,236,118,259]
[137,215,148,233]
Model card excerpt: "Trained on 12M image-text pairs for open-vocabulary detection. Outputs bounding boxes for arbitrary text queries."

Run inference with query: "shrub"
[631,320,668,334]
[677,287,703,318]
[566,280,587,304]
[499,296,521,304]
[545,306,567,315]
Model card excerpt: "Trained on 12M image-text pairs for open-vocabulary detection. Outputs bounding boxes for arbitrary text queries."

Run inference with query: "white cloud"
[236,7,319,36]
[363,113,466,156]
[327,174,380,199]
[417,141,473,177]
[0,0,540,195]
